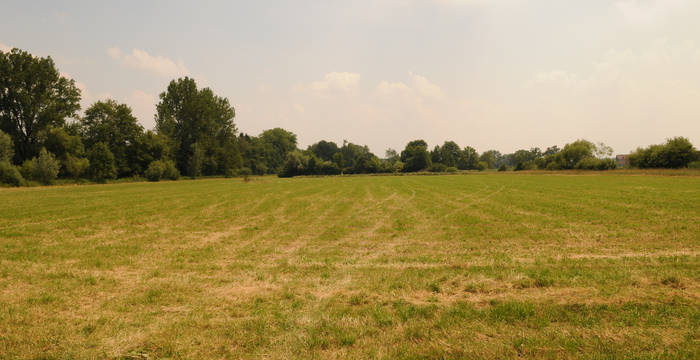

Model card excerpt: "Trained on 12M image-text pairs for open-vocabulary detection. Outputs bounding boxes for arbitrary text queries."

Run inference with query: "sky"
[1,0,699,154]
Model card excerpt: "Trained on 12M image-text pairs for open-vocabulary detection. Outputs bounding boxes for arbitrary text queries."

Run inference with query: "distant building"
[616,154,629,167]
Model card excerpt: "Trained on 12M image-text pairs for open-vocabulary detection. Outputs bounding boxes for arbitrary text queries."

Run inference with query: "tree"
[132,130,172,173]
[81,100,145,177]
[238,133,268,175]
[155,77,238,176]
[308,140,339,162]
[340,141,372,172]
[0,48,81,163]
[259,128,298,173]
[439,141,462,168]
[87,142,117,182]
[332,152,344,172]
[385,148,399,164]
[401,140,431,172]
[279,150,307,178]
[457,146,479,170]
[479,149,501,169]
[512,149,537,171]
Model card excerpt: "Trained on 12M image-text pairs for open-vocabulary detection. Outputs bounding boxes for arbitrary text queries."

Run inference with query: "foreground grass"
[0,173,698,359]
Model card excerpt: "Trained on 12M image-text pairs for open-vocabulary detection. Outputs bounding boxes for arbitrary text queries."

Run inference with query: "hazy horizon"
[2,0,699,154]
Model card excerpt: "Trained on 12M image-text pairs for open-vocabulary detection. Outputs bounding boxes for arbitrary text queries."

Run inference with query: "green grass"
[0,172,698,359]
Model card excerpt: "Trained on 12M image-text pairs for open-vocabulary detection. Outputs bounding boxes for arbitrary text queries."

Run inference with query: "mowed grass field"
[1,173,699,359]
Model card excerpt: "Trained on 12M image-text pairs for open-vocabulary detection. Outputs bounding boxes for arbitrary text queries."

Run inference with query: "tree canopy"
[0,48,81,163]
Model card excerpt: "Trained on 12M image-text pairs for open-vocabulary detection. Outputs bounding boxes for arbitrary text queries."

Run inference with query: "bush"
[428,163,447,172]
[32,148,60,185]
[575,157,617,170]
[19,160,35,180]
[446,166,458,173]
[688,161,700,169]
[545,161,562,170]
[477,161,488,171]
[64,155,89,180]
[145,160,166,181]
[163,160,180,180]
[629,137,698,168]
[0,161,24,186]
[498,164,508,172]
[88,143,117,182]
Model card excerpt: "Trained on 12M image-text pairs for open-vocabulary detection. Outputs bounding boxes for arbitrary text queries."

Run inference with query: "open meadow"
[1,172,699,359]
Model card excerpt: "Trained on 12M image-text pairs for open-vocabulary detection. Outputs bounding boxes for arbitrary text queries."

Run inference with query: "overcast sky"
[2,0,699,154]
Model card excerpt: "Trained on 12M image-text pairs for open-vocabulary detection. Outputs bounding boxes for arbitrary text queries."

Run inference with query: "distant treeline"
[1,48,699,186]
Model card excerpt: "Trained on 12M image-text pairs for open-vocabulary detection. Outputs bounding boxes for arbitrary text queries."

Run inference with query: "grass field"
[1,172,699,359]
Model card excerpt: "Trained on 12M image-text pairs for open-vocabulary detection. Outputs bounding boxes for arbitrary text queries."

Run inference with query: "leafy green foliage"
[145,160,167,181]
[0,160,23,186]
[401,140,431,172]
[629,137,698,168]
[163,160,180,180]
[87,142,117,182]
[156,77,239,176]
[81,100,144,177]
[0,48,81,162]
[30,148,60,184]
[63,154,89,180]
[0,130,15,163]
[428,163,447,172]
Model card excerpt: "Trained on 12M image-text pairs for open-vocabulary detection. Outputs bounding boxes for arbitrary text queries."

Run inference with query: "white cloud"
[0,43,11,52]
[374,73,444,100]
[107,47,189,78]
[306,72,361,92]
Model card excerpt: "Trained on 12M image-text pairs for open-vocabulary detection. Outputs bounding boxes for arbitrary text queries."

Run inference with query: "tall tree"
[155,77,238,176]
[0,48,81,163]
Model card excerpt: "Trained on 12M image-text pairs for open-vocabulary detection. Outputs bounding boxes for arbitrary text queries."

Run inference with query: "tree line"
[1,48,699,186]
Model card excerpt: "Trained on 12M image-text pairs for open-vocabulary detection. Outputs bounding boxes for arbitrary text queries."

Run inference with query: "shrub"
[575,157,616,170]
[446,166,458,173]
[545,161,562,170]
[145,160,166,181]
[19,160,35,180]
[64,155,89,180]
[88,143,117,182]
[688,161,700,169]
[32,148,60,185]
[0,130,14,162]
[163,160,180,180]
[498,164,508,172]
[428,163,447,172]
[477,161,488,171]
[629,137,698,168]
[0,161,24,186]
